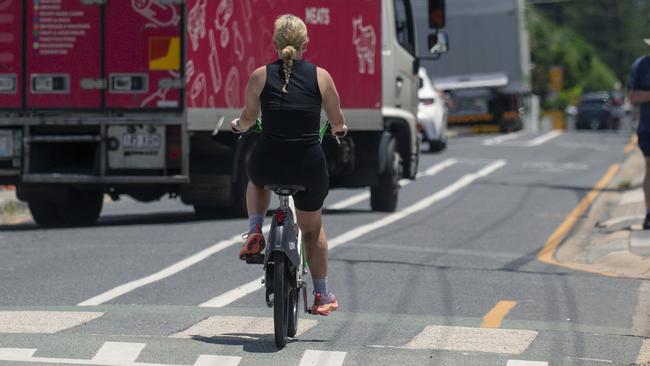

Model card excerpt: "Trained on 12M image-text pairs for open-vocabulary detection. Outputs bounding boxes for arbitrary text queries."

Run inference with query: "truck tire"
[370,137,401,212]
[429,140,447,153]
[28,189,103,227]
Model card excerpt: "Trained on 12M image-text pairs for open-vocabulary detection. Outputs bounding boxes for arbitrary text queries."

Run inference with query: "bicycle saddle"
[264,184,306,196]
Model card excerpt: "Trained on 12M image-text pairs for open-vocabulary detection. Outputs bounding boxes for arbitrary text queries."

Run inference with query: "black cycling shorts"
[639,132,650,157]
[247,138,329,212]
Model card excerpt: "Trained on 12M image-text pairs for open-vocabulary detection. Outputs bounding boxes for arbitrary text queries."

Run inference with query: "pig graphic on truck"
[0,0,448,227]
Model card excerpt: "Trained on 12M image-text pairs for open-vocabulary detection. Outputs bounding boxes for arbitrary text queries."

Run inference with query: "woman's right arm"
[317,67,348,136]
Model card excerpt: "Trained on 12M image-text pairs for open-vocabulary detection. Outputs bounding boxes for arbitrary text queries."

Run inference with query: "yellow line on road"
[537,164,620,276]
[624,134,638,154]
[481,300,517,328]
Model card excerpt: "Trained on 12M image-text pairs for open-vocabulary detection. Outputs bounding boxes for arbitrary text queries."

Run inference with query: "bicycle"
[229,117,342,348]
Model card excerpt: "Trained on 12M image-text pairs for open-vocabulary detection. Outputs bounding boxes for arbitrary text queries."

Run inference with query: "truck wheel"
[429,140,447,152]
[28,189,103,227]
[370,137,402,212]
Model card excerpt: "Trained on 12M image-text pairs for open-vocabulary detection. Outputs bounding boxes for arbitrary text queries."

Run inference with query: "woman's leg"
[239,181,271,260]
[246,181,271,220]
[296,208,327,278]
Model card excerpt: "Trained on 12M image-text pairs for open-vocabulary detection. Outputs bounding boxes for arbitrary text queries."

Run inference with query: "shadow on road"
[190,334,327,353]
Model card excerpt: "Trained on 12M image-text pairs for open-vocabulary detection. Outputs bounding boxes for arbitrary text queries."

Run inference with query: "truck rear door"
[26,0,102,109]
[0,0,23,109]
[105,1,183,110]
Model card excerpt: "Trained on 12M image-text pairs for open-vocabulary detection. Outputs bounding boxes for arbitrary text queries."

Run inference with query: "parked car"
[417,68,449,152]
[576,92,621,130]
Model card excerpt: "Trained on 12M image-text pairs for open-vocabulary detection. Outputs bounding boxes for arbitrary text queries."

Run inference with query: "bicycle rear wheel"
[273,253,289,348]
[287,286,300,338]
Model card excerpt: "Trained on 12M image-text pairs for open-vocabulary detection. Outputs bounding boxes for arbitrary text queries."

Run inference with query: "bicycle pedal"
[244,254,264,264]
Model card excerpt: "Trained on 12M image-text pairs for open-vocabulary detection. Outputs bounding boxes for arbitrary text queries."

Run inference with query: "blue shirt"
[628,56,650,133]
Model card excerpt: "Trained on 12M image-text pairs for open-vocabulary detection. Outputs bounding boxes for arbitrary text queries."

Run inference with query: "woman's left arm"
[235,67,266,130]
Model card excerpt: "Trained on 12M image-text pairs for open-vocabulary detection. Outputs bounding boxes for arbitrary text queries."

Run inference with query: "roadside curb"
[554,150,650,279]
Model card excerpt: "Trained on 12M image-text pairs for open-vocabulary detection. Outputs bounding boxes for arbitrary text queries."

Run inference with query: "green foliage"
[533,0,650,86]
[528,8,618,108]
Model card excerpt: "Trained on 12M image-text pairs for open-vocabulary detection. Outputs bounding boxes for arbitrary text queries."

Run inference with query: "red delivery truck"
[0,0,447,227]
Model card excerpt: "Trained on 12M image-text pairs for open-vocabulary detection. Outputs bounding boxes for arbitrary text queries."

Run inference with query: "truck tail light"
[0,75,16,93]
[166,125,182,167]
[31,75,69,93]
[110,75,148,93]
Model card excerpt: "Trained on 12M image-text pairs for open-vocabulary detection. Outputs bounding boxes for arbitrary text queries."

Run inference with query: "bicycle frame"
[263,193,308,312]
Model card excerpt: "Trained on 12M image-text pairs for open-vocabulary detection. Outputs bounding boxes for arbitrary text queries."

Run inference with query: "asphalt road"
[0,129,648,366]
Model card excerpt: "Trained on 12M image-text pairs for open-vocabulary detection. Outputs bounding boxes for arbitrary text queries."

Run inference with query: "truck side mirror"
[428,31,449,55]
[429,0,446,28]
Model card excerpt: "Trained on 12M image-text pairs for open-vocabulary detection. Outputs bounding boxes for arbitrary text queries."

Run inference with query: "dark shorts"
[247,138,329,212]
[639,132,650,157]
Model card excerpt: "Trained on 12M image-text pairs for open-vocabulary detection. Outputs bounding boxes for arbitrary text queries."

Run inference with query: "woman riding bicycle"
[231,14,348,316]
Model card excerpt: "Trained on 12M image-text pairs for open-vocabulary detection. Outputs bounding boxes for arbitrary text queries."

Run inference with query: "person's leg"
[246,181,271,231]
[239,181,271,260]
[296,208,327,278]
[296,207,338,315]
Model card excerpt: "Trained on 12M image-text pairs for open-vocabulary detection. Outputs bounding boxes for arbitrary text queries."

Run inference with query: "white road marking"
[404,325,537,354]
[172,315,318,339]
[298,350,347,366]
[0,348,37,360]
[506,361,548,366]
[91,342,145,363]
[0,342,241,366]
[200,160,506,307]
[80,160,459,306]
[194,355,241,366]
[199,280,264,308]
[483,132,525,146]
[638,338,650,363]
[77,236,243,306]
[0,311,104,333]
[524,131,563,146]
[327,158,458,210]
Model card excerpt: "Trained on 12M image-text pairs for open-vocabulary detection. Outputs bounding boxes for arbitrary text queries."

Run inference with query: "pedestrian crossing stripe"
[403,325,538,354]
[0,342,352,366]
[0,342,241,366]
[0,311,104,334]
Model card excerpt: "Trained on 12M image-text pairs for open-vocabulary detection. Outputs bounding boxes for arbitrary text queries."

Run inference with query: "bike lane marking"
[77,159,461,307]
[326,158,458,210]
[523,131,563,147]
[200,160,506,308]
[483,132,525,146]
[298,350,346,366]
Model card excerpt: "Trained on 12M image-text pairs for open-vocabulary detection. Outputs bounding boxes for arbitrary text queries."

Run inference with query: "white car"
[417,68,448,152]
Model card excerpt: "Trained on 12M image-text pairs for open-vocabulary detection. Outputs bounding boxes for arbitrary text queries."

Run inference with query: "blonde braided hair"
[273,14,308,94]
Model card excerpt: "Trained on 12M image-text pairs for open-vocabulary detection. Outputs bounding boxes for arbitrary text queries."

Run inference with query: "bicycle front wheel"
[273,253,289,348]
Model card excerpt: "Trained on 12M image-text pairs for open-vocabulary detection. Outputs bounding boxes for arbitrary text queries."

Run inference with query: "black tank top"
[260,59,322,144]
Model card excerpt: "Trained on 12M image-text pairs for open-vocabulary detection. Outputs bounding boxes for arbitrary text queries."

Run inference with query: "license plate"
[108,125,166,169]
[122,132,161,149]
[0,132,13,158]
